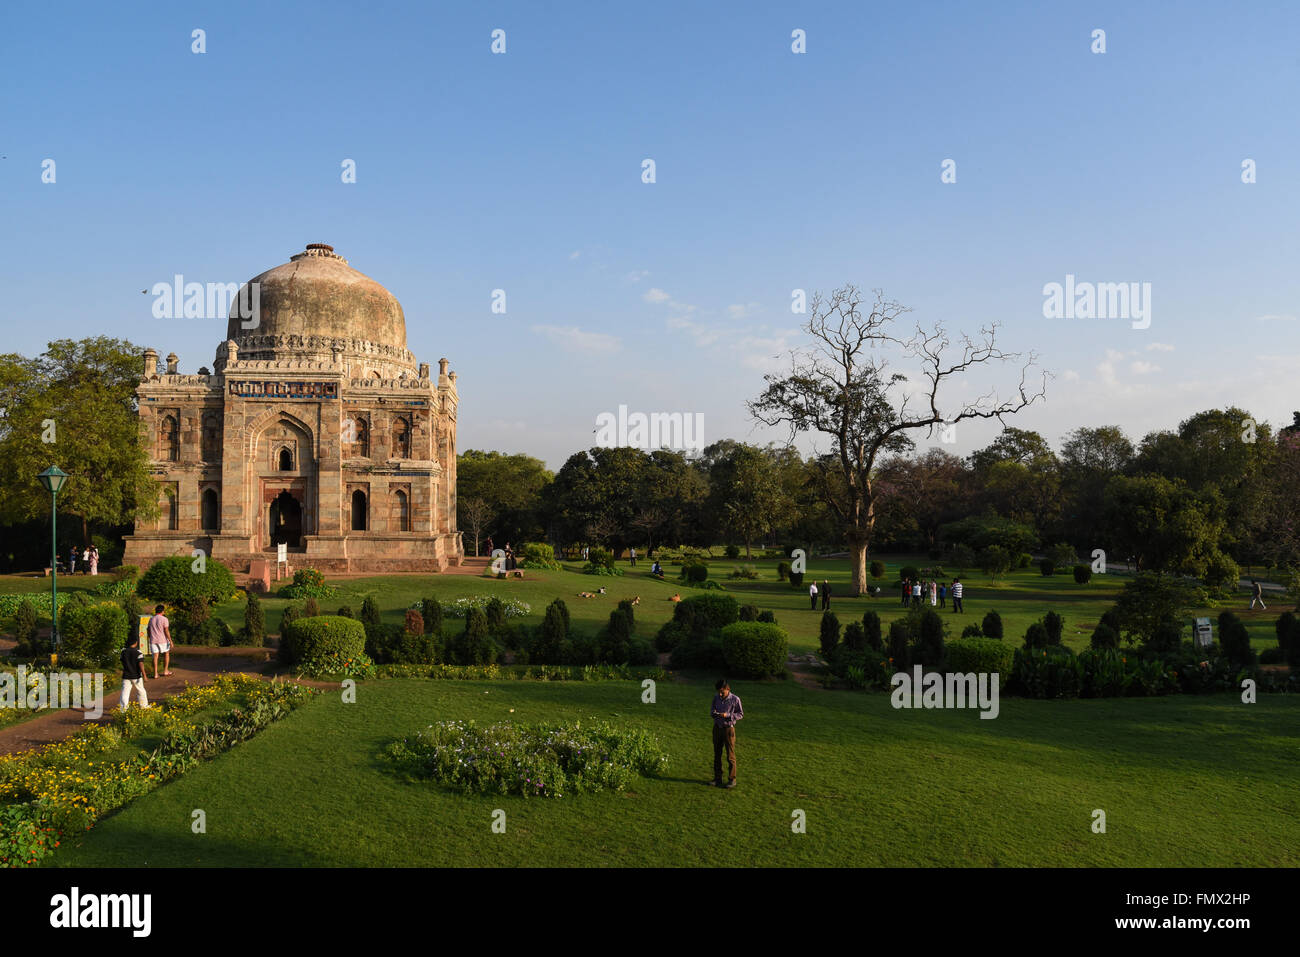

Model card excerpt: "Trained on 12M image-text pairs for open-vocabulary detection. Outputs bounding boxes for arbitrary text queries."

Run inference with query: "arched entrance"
[270,490,303,548]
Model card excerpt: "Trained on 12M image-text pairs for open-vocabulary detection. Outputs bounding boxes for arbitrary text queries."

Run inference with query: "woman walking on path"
[89,546,99,576]
[929,579,938,606]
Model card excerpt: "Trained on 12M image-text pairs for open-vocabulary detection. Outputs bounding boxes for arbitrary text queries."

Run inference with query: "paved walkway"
[0,642,326,756]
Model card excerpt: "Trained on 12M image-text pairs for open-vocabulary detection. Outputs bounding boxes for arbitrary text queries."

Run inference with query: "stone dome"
[224,244,417,375]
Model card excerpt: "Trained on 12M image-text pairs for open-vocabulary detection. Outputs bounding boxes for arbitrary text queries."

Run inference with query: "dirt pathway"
[0,644,337,756]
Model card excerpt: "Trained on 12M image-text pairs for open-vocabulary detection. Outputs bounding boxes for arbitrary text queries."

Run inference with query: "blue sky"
[3,0,1297,469]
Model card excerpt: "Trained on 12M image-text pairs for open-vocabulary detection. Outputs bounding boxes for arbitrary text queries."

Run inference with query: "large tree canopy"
[0,337,157,543]
[748,285,1045,593]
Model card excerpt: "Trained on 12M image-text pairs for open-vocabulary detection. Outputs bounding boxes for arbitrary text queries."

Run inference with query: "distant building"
[122,243,462,572]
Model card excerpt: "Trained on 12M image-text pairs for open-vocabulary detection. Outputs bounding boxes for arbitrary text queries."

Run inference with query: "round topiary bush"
[899,565,921,584]
[1073,564,1092,584]
[720,622,788,678]
[137,555,237,608]
[981,610,1004,640]
[289,615,366,663]
[1039,558,1055,577]
[869,560,886,579]
[682,561,709,584]
[1024,622,1049,649]
[1089,622,1120,650]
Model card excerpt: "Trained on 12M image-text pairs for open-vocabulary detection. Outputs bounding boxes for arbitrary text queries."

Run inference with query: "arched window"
[201,488,220,530]
[351,489,367,531]
[162,488,178,530]
[344,416,370,458]
[393,417,410,459]
[160,416,179,462]
[278,447,293,471]
[201,413,220,461]
[392,489,410,532]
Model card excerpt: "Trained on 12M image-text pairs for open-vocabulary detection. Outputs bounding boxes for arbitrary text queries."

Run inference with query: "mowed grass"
[169,556,1291,655]
[0,557,1288,654]
[50,677,1300,867]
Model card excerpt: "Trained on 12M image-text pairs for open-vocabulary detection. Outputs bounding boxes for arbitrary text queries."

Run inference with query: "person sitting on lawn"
[671,593,682,602]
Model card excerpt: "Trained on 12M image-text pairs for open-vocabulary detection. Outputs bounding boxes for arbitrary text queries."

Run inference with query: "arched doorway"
[270,490,303,547]
[351,489,367,531]
[201,488,220,531]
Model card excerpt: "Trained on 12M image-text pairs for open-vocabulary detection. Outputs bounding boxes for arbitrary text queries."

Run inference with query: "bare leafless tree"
[748,286,1047,594]
[460,496,492,557]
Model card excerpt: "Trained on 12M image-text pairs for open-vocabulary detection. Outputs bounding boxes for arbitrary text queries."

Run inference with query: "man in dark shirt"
[120,634,149,710]
[710,678,744,788]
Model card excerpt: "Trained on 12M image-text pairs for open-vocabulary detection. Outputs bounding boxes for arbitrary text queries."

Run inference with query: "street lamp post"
[37,467,69,661]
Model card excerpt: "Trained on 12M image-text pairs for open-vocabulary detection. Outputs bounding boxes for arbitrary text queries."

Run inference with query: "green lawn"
[51,676,1300,867]
[0,557,1284,655]
[185,557,1286,655]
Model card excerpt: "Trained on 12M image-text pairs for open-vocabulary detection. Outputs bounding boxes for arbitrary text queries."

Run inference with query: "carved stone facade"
[122,244,462,573]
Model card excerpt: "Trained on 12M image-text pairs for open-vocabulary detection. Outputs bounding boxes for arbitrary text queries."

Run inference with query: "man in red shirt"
[710,678,744,789]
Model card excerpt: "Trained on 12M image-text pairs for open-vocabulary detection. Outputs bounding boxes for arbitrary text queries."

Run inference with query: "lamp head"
[38,466,69,494]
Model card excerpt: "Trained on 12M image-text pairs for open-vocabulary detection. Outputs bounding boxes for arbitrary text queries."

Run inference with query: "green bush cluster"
[278,567,336,600]
[945,637,1014,675]
[519,543,562,570]
[58,604,128,666]
[136,555,236,608]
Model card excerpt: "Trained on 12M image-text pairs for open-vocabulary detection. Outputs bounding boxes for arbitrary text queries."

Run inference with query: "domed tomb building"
[122,243,462,573]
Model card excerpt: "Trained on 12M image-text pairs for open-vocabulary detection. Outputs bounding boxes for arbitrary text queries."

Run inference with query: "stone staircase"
[445,556,492,576]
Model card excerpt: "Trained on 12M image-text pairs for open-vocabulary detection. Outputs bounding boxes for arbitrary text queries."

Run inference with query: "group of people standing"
[808,579,833,610]
[901,576,965,613]
[66,545,99,575]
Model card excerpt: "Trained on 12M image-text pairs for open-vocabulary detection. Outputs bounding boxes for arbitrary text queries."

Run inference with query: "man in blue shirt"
[710,678,744,788]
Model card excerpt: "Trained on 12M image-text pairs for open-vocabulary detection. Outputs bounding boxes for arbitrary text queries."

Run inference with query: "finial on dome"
[291,243,349,265]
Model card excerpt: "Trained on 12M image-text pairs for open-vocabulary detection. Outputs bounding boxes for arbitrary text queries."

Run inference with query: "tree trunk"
[745,539,752,560]
[850,542,868,596]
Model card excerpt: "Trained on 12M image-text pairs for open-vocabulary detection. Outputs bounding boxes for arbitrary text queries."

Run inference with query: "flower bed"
[0,673,316,867]
[410,596,531,619]
[370,663,667,682]
[382,720,668,797]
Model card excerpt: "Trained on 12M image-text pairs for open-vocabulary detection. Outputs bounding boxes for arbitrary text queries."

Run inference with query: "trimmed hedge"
[945,637,1015,676]
[285,615,366,664]
[720,622,788,678]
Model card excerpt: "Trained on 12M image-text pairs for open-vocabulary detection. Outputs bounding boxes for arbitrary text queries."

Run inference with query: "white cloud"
[643,287,671,303]
[1256,314,1297,322]
[1130,360,1160,375]
[1063,369,1080,382]
[625,269,650,283]
[667,314,719,347]
[1146,342,1175,352]
[531,324,621,354]
[726,302,760,320]
[568,250,581,261]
